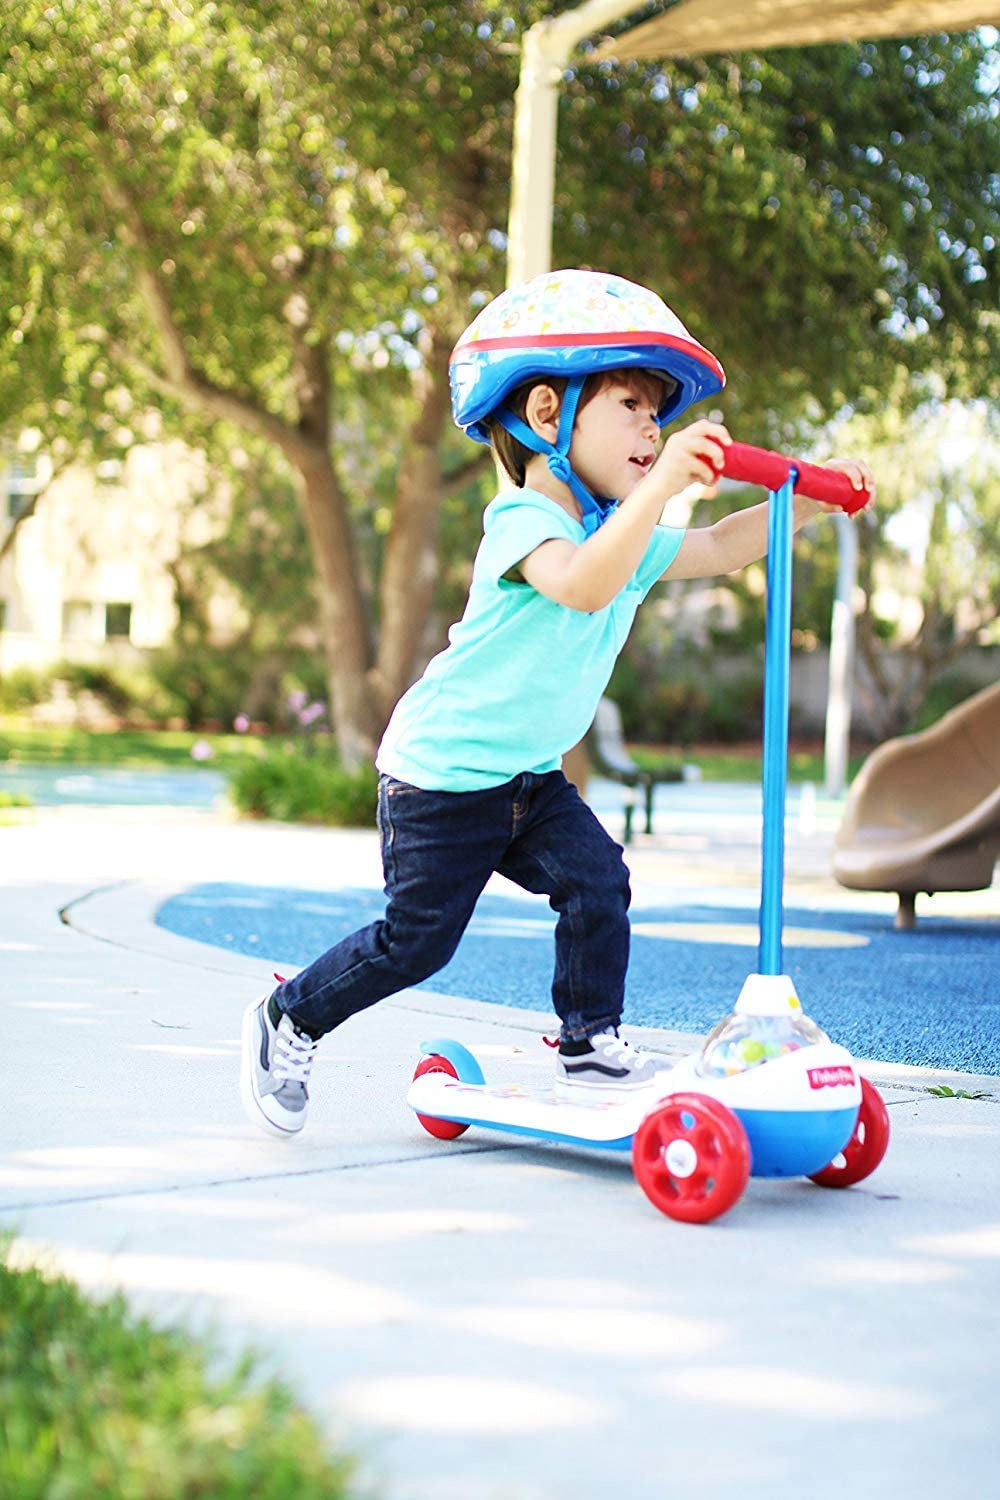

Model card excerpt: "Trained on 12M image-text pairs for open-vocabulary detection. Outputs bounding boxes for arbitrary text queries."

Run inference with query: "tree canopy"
[1,2,997,757]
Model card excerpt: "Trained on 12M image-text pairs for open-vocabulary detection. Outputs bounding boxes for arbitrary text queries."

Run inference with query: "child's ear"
[524,384,561,442]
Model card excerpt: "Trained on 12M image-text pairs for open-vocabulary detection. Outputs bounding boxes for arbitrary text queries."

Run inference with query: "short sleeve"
[475,489,582,584]
[633,524,685,596]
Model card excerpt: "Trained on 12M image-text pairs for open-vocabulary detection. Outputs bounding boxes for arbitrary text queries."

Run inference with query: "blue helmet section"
[450,340,724,446]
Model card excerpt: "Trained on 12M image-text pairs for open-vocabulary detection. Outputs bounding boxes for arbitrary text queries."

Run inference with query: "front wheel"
[810,1077,890,1188]
[412,1054,470,1140]
[632,1092,751,1223]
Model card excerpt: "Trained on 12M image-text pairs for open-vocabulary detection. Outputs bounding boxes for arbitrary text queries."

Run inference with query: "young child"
[241,269,873,1137]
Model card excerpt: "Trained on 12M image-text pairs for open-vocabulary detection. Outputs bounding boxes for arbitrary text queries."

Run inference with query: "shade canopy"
[590,0,999,61]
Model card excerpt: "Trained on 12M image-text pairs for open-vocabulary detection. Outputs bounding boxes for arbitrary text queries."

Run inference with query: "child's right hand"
[652,419,732,500]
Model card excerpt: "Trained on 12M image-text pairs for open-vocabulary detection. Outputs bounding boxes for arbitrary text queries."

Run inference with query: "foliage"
[0,666,51,714]
[563,29,999,433]
[906,668,996,733]
[0,660,175,722]
[926,1083,993,1098]
[609,646,765,745]
[0,658,195,726]
[1,3,997,757]
[146,446,334,727]
[831,397,1000,735]
[0,1246,359,1499]
[228,744,378,825]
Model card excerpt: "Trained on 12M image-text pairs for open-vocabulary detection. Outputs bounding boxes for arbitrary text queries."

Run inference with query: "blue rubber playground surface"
[158,878,1000,1074]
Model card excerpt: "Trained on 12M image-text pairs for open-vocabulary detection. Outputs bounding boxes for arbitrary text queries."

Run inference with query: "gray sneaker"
[556,1028,661,1094]
[240,993,318,1138]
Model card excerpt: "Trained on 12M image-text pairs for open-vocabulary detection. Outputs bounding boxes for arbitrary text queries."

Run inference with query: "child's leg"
[273,776,518,1037]
[497,770,631,1041]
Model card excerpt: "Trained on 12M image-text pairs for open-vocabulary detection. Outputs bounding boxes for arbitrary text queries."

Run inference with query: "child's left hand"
[821,457,876,513]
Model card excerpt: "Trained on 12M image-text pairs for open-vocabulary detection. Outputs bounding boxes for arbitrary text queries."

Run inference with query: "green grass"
[0,719,267,772]
[0,788,34,825]
[0,718,865,789]
[630,742,865,784]
[0,790,33,807]
[0,1244,361,1499]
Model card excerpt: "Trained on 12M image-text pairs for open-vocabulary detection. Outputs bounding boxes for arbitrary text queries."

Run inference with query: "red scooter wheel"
[632,1092,751,1223]
[810,1077,890,1187]
[412,1054,470,1140]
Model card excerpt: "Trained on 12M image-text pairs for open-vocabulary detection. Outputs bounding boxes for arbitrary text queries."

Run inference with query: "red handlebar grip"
[721,440,870,514]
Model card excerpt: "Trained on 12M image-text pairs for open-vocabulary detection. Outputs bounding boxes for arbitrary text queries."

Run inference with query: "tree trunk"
[295,446,380,767]
[371,332,453,725]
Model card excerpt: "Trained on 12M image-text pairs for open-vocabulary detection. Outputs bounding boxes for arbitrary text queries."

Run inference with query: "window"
[5,456,42,520]
[62,600,100,643]
[105,602,132,640]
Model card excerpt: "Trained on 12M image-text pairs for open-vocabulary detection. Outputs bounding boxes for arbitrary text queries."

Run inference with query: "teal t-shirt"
[376,488,685,791]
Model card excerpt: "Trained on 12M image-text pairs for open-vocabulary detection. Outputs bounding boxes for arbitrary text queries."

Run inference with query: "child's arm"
[662,458,874,582]
[519,420,731,612]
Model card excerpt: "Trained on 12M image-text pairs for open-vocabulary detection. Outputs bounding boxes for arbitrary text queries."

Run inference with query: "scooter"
[407,443,890,1223]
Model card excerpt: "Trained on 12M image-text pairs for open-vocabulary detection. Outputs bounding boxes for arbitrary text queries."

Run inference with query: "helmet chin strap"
[495,376,615,537]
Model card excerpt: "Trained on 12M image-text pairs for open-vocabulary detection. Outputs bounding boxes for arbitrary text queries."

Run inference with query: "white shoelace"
[273,1016,319,1086]
[593,1032,638,1061]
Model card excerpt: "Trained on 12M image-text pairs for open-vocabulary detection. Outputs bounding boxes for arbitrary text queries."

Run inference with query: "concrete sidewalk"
[2,803,998,1500]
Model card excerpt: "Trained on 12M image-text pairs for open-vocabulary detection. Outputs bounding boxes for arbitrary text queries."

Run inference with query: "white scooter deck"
[407,1068,674,1150]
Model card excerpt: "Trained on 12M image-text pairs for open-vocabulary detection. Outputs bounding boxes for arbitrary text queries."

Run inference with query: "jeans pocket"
[382,775,422,799]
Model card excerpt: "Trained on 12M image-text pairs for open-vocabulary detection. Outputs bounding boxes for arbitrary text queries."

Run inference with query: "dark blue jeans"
[275,769,631,1042]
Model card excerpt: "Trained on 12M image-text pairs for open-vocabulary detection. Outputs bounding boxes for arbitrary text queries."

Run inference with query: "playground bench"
[586,697,685,843]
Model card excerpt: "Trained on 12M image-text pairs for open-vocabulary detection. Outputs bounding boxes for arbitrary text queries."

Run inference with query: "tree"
[1,0,514,762]
[841,396,1000,736]
[559,29,999,431]
[2,3,997,762]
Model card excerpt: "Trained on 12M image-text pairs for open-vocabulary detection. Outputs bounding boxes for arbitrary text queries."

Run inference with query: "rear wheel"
[810,1077,890,1187]
[632,1092,751,1223]
[412,1054,470,1140]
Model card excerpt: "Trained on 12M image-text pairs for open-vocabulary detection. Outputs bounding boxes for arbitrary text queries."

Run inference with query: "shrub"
[608,663,764,746]
[0,666,51,713]
[51,661,144,718]
[148,644,255,729]
[0,1246,358,1498]
[907,671,992,734]
[148,645,333,731]
[0,791,33,808]
[228,746,378,826]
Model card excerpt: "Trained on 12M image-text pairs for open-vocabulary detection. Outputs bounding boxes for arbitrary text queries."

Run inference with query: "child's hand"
[820,457,876,513]
[652,419,731,500]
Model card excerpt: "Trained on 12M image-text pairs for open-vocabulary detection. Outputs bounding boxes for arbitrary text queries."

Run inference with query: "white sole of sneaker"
[239,997,303,1140]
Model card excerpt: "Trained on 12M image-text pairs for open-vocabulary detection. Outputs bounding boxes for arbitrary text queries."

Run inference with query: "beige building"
[0,442,222,676]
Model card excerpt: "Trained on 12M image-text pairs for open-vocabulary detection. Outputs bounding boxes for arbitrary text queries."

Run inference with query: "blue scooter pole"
[758,470,797,977]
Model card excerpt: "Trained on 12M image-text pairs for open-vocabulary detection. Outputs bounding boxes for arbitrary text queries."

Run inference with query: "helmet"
[449,270,725,532]
[450,269,725,443]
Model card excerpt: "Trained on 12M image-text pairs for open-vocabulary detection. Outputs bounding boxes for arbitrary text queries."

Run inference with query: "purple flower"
[191,739,215,761]
[234,714,250,734]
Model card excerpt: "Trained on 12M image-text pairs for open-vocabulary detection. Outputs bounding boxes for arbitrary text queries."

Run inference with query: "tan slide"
[832,680,1000,928]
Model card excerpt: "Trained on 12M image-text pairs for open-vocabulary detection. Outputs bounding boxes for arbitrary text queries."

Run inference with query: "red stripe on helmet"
[450,330,724,382]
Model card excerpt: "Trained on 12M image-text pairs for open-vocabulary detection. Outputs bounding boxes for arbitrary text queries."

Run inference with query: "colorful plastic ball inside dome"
[696,1010,829,1078]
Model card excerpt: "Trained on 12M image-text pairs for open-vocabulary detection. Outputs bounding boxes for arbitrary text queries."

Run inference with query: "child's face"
[568,379,662,500]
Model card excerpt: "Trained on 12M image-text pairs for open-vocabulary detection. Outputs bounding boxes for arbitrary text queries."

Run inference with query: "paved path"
[2,801,998,1500]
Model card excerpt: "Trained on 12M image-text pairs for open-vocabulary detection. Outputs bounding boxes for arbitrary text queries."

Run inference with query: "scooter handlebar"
[721,441,871,514]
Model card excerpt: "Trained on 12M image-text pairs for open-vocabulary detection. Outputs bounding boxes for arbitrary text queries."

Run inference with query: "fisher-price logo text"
[807,1065,856,1090]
